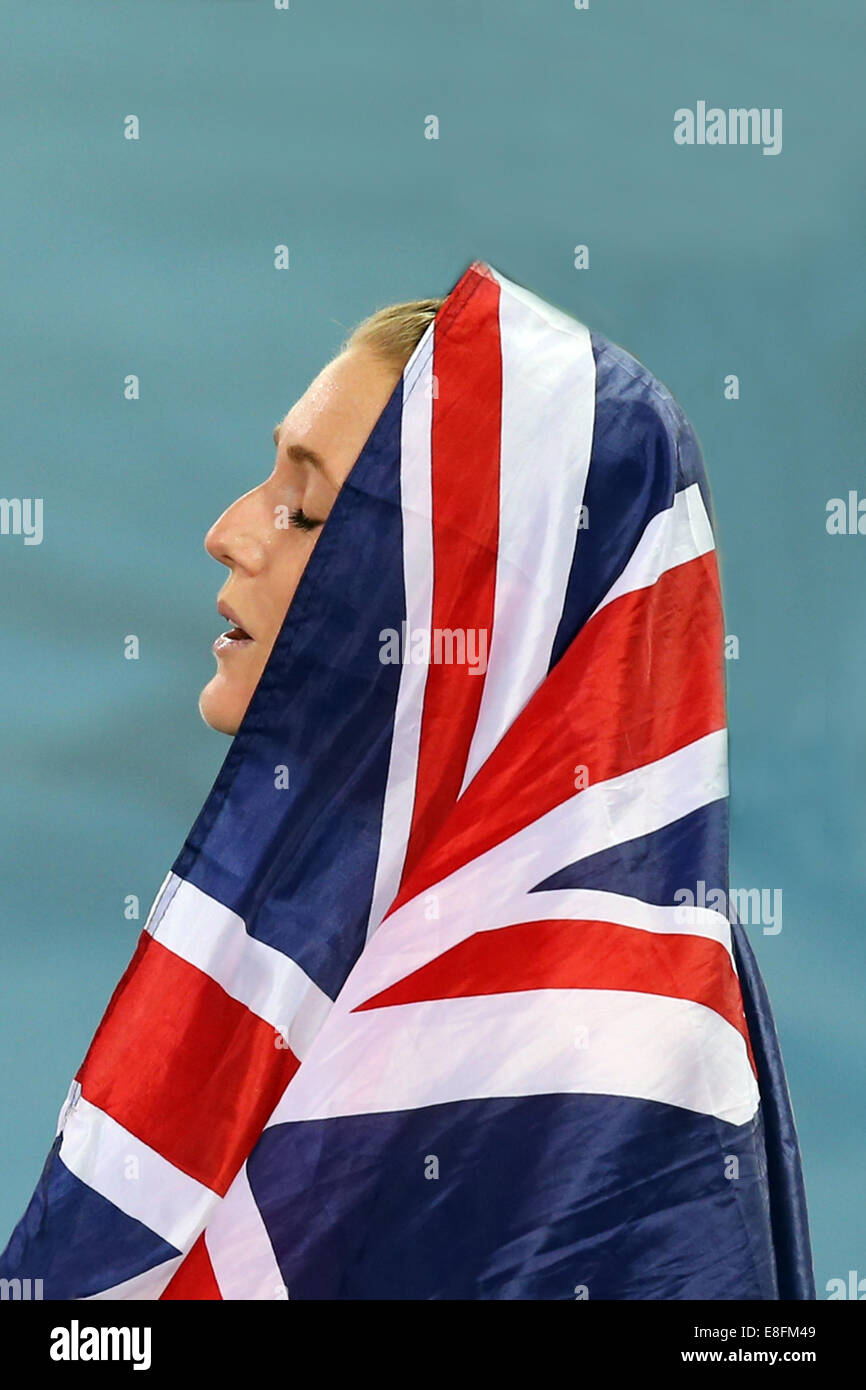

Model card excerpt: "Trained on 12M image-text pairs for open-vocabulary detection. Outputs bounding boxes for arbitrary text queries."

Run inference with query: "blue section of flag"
[173,385,407,999]
[551,334,698,667]
[532,798,730,905]
[0,1139,179,1299]
[731,923,816,1300]
[247,1093,782,1300]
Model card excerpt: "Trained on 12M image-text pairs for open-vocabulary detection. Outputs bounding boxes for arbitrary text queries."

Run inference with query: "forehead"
[274,346,403,478]
[276,354,349,441]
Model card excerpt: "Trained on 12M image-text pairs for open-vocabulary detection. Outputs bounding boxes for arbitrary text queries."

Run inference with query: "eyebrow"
[273,426,326,472]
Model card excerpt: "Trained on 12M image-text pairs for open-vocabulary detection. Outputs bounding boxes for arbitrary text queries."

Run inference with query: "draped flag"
[1,261,814,1299]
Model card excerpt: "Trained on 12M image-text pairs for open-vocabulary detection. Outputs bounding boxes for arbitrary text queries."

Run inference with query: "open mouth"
[213,623,253,655]
[215,600,254,651]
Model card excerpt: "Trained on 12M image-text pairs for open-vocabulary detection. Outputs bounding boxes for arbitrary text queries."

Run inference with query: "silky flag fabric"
[1,261,814,1300]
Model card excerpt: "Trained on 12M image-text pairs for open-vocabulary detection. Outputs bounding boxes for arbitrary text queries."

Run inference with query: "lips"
[215,599,254,648]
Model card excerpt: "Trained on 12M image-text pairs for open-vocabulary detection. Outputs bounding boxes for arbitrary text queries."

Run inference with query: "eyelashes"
[288,506,323,532]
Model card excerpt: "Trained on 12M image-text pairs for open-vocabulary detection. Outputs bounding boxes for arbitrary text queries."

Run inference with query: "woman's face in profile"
[199,344,403,735]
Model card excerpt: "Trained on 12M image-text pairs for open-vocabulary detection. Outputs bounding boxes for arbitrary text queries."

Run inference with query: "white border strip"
[147,877,331,1060]
[274,988,758,1128]
[364,346,436,940]
[592,482,714,620]
[203,1163,286,1301]
[460,272,596,791]
[434,887,733,957]
[60,1097,216,1253]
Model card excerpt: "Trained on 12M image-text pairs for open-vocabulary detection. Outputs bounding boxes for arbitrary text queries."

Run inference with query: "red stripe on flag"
[392,550,726,913]
[355,916,756,1074]
[400,267,502,883]
[75,934,299,1195]
[160,1234,222,1300]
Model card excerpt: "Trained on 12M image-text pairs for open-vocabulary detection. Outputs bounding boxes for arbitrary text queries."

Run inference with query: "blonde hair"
[344,298,445,371]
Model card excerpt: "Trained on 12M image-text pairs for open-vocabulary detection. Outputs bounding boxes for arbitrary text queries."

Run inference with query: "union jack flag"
[1,262,813,1299]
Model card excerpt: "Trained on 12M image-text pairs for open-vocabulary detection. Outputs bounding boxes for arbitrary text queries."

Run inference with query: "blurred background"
[1,0,863,1294]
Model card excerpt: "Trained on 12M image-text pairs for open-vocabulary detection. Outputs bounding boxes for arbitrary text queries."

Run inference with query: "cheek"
[260,536,320,641]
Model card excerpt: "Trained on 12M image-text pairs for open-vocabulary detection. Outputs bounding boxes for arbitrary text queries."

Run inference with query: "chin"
[198,676,244,736]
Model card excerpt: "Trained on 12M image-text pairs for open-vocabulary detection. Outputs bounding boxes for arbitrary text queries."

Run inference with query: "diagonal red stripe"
[400,265,502,884]
[392,550,726,914]
[75,934,299,1196]
[355,916,756,1075]
[160,1233,222,1300]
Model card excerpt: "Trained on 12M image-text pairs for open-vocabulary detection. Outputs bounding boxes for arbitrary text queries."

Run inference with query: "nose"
[204,488,268,574]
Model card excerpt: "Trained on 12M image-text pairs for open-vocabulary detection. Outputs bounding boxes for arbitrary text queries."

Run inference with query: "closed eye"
[289,506,323,532]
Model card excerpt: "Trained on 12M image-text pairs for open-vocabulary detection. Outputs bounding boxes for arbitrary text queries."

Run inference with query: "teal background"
[1,1,863,1296]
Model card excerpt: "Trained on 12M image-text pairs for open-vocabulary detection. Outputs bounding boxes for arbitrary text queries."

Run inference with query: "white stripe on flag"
[408,887,733,957]
[202,1163,287,1301]
[272,988,759,1128]
[591,482,715,619]
[460,273,596,791]
[148,876,331,1059]
[60,1096,216,1253]
[364,341,436,940]
[337,729,728,1011]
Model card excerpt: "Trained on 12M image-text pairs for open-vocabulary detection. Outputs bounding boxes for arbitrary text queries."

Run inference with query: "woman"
[1,261,814,1299]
